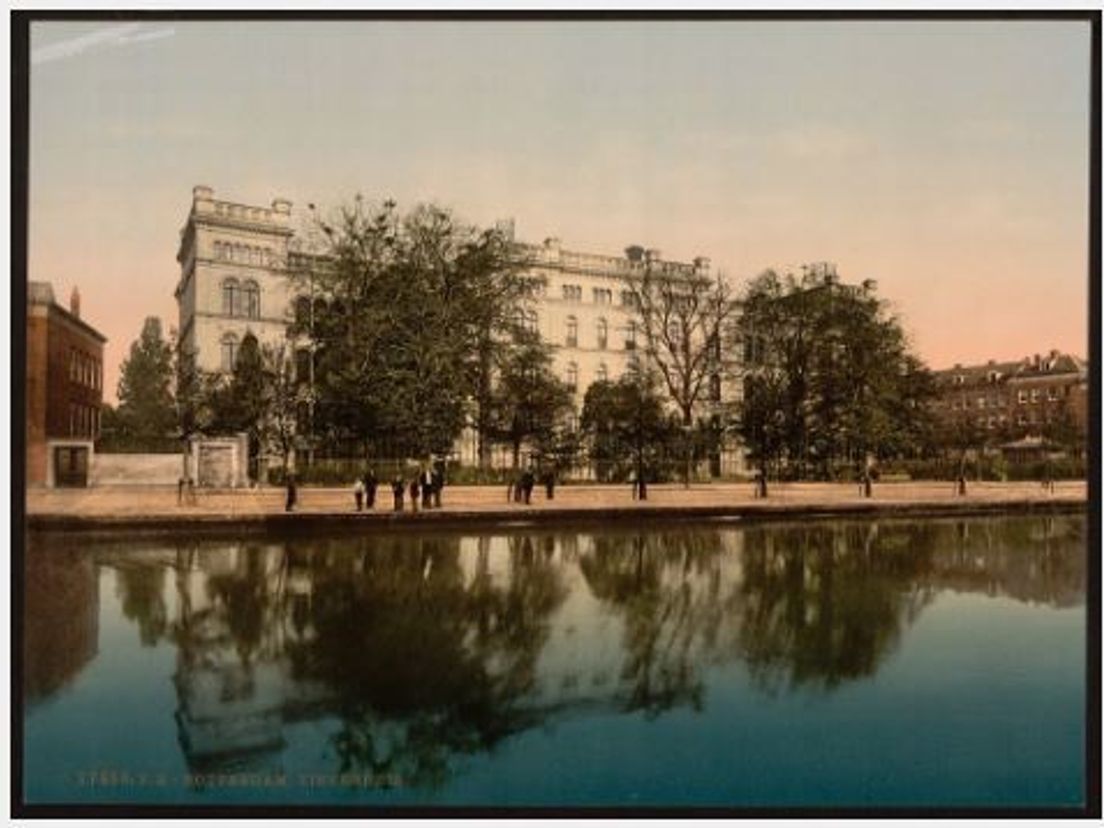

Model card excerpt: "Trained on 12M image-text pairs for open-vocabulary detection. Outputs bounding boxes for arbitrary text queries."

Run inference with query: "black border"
[10,9,1101,820]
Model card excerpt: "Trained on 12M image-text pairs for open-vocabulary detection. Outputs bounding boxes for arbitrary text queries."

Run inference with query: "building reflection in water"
[24,539,99,706]
[48,515,1084,787]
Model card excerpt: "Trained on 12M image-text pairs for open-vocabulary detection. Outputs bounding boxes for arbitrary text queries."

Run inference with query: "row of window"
[222,278,261,319]
[972,412,1055,429]
[557,284,637,307]
[518,312,638,351]
[69,403,99,439]
[951,386,1068,410]
[213,241,272,266]
[68,348,101,391]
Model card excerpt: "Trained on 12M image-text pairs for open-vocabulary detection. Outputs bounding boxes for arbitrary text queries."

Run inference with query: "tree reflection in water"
[40,514,1084,789]
[578,530,727,717]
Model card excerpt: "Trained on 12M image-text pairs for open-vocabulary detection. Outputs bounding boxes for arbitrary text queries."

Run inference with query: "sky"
[26,19,1092,404]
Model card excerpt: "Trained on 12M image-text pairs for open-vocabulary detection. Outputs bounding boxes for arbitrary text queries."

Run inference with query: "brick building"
[931,350,1088,454]
[26,282,107,487]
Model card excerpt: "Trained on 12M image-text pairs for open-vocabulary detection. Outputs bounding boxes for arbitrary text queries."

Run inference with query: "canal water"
[22,514,1086,809]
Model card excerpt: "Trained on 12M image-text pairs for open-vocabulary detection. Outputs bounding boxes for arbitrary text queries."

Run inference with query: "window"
[565,316,578,348]
[566,362,578,392]
[710,374,722,402]
[977,397,986,410]
[222,278,241,317]
[1030,389,1040,404]
[1017,390,1028,405]
[625,321,637,350]
[593,288,612,305]
[597,363,608,383]
[1047,388,1059,401]
[597,318,608,350]
[214,241,224,260]
[562,284,582,302]
[243,280,260,319]
[620,290,638,308]
[527,310,539,334]
[220,333,240,372]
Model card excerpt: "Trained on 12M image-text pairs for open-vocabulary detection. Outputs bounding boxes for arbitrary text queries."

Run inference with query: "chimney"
[1033,353,1041,369]
[624,245,645,263]
[272,197,292,215]
[69,286,81,319]
[645,248,661,263]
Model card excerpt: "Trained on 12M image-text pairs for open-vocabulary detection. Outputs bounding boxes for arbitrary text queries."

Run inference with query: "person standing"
[432,466,444,508]
[364,468,378,509]
[544,469,555,500]
[392,477,405,511]
[354,478,365,511]
[421,468,433,510]
[285,474,298,512]
[522,468,535,504]
[638,471,648,501]
[409,477,421,512]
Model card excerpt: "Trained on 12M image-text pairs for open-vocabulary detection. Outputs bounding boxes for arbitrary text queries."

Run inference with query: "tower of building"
[175,186,295,373]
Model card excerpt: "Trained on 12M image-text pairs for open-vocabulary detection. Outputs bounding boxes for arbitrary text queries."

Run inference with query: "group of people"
[353,467,446,513]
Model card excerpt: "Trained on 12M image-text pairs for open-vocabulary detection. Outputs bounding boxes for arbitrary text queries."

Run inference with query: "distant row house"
[930,350,1088,455]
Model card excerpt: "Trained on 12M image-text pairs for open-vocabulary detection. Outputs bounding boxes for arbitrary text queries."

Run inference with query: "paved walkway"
[26,480,1087,526]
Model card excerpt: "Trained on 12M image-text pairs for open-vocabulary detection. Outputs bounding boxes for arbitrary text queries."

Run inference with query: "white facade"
[514,237,711,409]
[176,187,743,473]
[175,186,296,374]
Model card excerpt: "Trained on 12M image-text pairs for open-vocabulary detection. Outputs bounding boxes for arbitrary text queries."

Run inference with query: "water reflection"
[24,515,1086,790]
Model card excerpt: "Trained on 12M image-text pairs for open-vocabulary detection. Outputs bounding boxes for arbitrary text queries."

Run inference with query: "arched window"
[566,362,578,392]
[597,317,608,350]
[214,241,224,260]
[243,280,260,319]
[222,278,241,316]
[565,316,578,347]
[220,333,240,372]
[625,320,637,350]
[597,363,608,383]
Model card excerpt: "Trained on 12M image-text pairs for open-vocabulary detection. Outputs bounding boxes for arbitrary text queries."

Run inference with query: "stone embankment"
[25,481,1087,534]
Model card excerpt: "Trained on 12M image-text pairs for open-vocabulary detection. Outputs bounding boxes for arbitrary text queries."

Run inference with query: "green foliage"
[735,269,938,480]
[488,330,575,469]
[107,317,178,451]
[580,368,681,482]
[303,198,524,462]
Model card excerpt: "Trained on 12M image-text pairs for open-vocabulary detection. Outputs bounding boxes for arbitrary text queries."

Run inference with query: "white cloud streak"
[32,23,174,65]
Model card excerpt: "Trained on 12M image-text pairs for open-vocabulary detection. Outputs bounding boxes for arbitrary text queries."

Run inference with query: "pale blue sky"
[28,20,1091,401]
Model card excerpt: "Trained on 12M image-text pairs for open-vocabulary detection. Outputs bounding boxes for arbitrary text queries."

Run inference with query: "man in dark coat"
[432,466,444,508]
[544,470,555,500]
[285,474,298,512]
[409,478,421,512]
[364,468,378,509]
[521,468,535,504]
[392,477,405,511]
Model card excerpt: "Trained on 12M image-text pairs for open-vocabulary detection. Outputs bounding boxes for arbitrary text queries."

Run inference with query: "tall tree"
[580,365,680,483]
[736,267,936,479]
[623,254,736,485]
[298,198,524,462]
[114,317,177,450]
[488,330,574,469]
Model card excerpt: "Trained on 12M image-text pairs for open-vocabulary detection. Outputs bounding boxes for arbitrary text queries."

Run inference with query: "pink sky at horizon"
[26,20,1092,404]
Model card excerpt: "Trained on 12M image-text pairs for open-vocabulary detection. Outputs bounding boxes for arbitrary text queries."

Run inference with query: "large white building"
[175,186,742,473]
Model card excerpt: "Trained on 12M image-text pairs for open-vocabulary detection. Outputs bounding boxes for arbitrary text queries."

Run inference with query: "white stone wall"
[91,453,186,486]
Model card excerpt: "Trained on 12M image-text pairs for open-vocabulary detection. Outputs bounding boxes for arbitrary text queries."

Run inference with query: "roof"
[934,351,1087,387]
[27,281,107,343]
